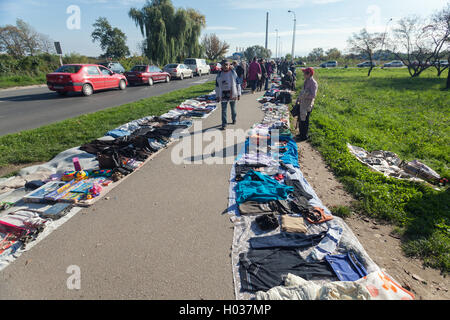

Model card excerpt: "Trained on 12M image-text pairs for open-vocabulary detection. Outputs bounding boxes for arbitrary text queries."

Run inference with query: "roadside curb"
[0,84,47,92]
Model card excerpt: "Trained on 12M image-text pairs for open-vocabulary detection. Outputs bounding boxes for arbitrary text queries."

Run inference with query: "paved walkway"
[0,91,263,299]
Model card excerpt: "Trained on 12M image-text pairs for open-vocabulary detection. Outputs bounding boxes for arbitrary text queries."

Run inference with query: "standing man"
[248,57,262,94]
[264,59,273,90]
[257,58,268,92]
[233,61,245,91]
[216,59,242,130]
[295,67,318,141]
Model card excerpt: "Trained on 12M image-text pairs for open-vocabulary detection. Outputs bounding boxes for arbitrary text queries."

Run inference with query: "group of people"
[215,57,318,142]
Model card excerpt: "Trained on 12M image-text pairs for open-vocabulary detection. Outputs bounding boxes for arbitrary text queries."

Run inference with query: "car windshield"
[184,59,196,65]
[55,65,82,73]
[165,64,178,68]
[131,66,147,72]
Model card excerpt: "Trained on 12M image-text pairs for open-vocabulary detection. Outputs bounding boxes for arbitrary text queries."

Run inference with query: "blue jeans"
[221,100,236,127]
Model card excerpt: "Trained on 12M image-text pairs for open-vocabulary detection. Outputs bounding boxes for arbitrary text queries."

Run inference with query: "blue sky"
[0,0,448,58]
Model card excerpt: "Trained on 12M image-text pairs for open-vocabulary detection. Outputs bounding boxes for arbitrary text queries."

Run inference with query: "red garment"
[248,61,262,81]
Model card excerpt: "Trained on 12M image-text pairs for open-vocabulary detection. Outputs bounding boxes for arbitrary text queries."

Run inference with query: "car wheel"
[148,77,154,86]
[119,79,126,90]
[82,84,93,96]
[180,73,184,80]
[165,76,170,83]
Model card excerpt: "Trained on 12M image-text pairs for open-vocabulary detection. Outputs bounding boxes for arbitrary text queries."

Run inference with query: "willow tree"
[128,0,205,66]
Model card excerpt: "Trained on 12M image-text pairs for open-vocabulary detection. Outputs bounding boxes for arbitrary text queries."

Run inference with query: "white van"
[183,58,210,76]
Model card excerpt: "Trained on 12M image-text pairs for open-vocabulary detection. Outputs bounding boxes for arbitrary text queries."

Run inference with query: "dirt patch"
[297,140,449,300]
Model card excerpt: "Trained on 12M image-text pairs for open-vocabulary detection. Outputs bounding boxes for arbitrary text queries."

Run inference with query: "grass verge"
[297,67,449,273]
[0,74,47,89]
[0,81,215,172]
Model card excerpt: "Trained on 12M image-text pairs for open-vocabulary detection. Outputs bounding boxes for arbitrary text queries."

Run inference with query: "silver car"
[383,60,404,68]
[163,63,193,80]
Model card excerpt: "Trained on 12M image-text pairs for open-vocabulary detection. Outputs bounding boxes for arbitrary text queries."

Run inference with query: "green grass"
[0,74,47,89]
[0,81,215,170]
[298,67,449,273]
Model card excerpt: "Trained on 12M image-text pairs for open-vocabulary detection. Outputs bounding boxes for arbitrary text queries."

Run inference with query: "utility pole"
[275,29,278,59]
[265,12,269,50]
[379,18,393,66]
[288,10,296,61]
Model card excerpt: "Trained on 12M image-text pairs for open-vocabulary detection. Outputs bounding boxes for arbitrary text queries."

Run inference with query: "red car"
[46,64,128,96]
[124,65,171,86]
[209,63,222,74]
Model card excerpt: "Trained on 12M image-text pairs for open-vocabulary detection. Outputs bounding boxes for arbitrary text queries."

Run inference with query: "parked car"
[383,60,404,68]
[99,61,126,74]
[432,60,449,66]
[46,64,127,96]
[184,58,210,76]
[320,61,338,68]
[357,61,377,68]
[162,63,193,80]
[124,65,171,86]
[209,63,222,73]
[411,60,432,67]
[296,61,306,67]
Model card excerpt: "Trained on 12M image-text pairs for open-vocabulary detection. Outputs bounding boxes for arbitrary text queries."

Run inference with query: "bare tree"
[387,16,447,77]
[38,34,55,54]
[201,33,229,61]
[430,3,450,87]
[347,28,382,76]
[0,25,26,58]
[0,19,54,57]
[16,19,41,56]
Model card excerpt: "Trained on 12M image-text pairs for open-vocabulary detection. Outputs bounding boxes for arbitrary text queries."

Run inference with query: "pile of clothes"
[227,92,414,300]
[0,92,217,271]
[347,144,441,185]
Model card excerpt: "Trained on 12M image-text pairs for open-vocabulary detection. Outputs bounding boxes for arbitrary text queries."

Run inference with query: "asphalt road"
[0,74,215,137]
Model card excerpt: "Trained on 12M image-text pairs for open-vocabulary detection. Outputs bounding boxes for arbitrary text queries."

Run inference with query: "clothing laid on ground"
[239,248,338,292]
[256,271,414,300]
[238,200,290,216]
[249,231,326,249]
[325,251,368,282]
[255,214,279,231]
[284,179,313,201]
[256,273,373,300]
[235,171,294,205]
[308,224,343,261]
[281,215,308,233]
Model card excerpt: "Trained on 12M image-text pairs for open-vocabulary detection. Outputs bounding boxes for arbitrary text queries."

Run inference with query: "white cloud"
[227,0,343,9]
